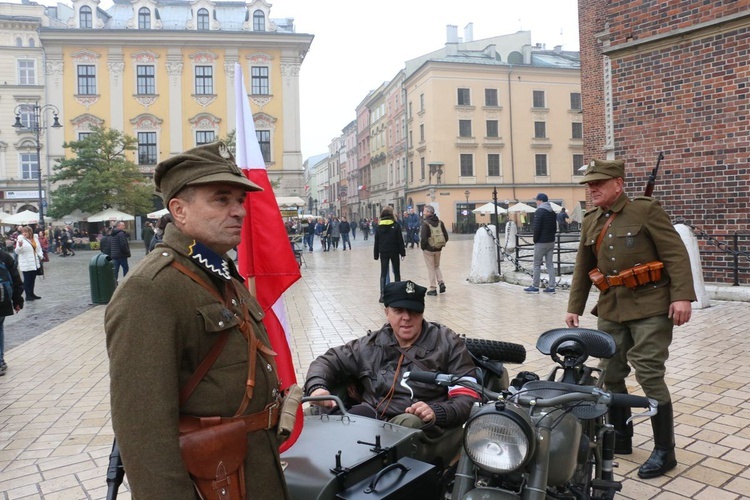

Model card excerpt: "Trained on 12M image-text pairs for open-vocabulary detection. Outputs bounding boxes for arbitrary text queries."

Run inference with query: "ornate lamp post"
[464,189,471,228]
[13,103,62,226]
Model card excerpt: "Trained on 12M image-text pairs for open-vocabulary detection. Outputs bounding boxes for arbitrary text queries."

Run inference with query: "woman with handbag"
[15,226,44,301]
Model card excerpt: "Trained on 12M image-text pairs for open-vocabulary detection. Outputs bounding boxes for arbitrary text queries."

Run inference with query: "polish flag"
[234,63,302,451]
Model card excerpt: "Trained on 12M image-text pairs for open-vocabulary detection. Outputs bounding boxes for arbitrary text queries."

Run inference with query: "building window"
[195,66,213,95]
[137,132,157,165]
[15,37,22,47]
[487,154,501,177]
[419,124,424,142]
[485,88,498,106]
[78,132,91,141]
[570,92,582,110]
[21,153,39,180]
[196,130,215,145]
[573,154,584,175]
[408,102,412,119]
[251,66,269,95]
[459,120,472,137]
[80,6,92,28]
[535,154,548,176]
[253,10,265,31]
[420,157,425,180]
[29,38,35,48]
[18,60,35,85]
[139,8,151,29]
[533,90,545,108]
[486,120,498,138]
[460,154,474,176]
[572,122,583,139]
[256,130,270,162]
[77,65,97,95]
[136,65,155,95]
[197,8,209,30]
[457,88,471,106]
[534,121,546,138]
[420,93,424,111]
[18,108,36,129]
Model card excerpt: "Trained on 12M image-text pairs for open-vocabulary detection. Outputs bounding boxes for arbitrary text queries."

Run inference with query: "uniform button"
[611,257,616,261]
[627,232,632,236]
[590,239,595,244]
[609,245,614,250]
[608,234,613,238]
[161,252,169,256]
[231,298,238,306]
[272,388,279,397]
[266,363,273,372]
[218,321,224,327]
[613,270,618,274]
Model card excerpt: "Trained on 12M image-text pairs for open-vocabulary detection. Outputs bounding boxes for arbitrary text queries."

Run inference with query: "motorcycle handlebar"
[610,393,653,409]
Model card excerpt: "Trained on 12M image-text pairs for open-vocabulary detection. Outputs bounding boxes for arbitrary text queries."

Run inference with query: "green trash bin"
[90,253,116,304]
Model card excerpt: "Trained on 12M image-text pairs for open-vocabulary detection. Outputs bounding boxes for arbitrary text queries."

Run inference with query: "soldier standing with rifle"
[565,157,695,479]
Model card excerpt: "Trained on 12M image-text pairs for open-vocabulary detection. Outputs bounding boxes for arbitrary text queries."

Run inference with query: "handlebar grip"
[406,371,440,384]
[611,393,652,408]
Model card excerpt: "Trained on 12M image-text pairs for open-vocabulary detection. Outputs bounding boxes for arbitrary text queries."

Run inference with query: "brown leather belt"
[180,400,280,434]
[588,261,664,292]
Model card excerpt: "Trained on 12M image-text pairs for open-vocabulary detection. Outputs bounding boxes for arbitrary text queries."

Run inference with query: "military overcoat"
[105,224,290,499]
[567,193,696,322]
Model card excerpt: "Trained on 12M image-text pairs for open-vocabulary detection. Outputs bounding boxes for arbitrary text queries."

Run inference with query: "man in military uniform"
[106,142,292,498]
[565,159,695,479]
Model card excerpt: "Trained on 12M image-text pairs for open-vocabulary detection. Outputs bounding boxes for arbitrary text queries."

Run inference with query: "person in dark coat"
[0,247,23,376]
[110,221,131,280]
[339,216,352,250]
[524,193,558,293]
[373,206,405,303]
[141,222,155,254]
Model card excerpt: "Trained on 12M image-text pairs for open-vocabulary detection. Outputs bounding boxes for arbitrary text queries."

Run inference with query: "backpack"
[427,222,446,249]
[0,261,14,306]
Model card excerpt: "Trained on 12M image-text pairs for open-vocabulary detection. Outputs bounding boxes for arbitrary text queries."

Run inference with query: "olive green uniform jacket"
[567,193,696,322]
[105,224,289,499]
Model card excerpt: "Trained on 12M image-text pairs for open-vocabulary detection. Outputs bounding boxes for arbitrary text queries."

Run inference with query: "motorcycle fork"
[523,425,551,500]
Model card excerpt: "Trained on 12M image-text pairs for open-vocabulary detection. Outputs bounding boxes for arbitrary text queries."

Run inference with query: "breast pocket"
[614,224,643,256]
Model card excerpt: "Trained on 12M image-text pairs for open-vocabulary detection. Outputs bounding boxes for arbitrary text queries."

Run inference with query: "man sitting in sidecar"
[304,280,480,463]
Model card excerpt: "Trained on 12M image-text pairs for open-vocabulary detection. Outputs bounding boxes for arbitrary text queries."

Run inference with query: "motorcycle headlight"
[464,403,534,473]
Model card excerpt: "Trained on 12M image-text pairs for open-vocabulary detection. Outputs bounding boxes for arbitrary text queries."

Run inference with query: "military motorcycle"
[282,329,657,500]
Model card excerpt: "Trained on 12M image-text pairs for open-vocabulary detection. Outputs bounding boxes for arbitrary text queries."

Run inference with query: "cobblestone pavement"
[1,235,750,499]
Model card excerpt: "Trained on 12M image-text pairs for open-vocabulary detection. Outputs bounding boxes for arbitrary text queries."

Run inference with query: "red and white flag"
[234,63,302,451]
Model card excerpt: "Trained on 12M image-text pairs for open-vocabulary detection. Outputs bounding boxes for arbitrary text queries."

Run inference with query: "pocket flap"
[179,420,247,479]
[196,303,241,333]
[615,225,642,238]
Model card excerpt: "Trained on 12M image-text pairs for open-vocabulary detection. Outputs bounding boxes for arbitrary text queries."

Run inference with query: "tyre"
[464,338,526,364]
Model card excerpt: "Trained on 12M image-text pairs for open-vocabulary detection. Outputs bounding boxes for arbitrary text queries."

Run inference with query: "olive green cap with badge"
[579,159,625,184]
[154,141,263,203]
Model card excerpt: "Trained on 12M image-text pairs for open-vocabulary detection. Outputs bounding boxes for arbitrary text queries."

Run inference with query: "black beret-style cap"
[579,159,625,184]
[383,280,427,313]
[154,141,262,202]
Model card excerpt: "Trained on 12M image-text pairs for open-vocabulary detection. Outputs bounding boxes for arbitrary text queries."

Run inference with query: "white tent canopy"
[276,196,305,208]
[1,210,52,225]
[147,208,169,219]
[87,208,135,223]
[507,202,537,213]
[549,201,563,213]
[472,202,507,215]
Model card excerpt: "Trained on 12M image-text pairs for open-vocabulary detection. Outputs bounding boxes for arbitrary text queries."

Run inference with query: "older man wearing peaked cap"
[105,142,295,499]
[565,158,695,479]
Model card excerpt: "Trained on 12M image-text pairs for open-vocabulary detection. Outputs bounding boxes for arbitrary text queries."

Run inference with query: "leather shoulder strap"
[595,212,617,255]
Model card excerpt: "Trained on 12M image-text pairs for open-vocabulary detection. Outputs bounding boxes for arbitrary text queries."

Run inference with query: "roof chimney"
[554,45,562,54]
[464,22,474,43]
[446,25,458,44]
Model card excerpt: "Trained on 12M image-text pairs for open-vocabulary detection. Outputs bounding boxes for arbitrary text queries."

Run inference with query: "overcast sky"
[36,0,580,160]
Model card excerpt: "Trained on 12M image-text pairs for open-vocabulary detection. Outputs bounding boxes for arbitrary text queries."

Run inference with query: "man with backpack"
[419,205,449,296]
[0,247,24,375]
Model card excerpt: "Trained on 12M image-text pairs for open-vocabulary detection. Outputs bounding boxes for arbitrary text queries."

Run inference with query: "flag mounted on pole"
[234,63,303,451]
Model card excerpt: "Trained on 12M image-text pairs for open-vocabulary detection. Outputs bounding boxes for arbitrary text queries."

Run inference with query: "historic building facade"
[0,0,312,215]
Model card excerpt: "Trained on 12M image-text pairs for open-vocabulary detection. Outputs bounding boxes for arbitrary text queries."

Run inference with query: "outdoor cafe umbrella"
[1,210,52,225]
[472,202,507,215]
[147,208,169,219]
[507,202,537,213]
[86,208,135,223]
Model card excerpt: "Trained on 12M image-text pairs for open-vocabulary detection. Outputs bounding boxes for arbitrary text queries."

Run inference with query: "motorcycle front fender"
[462,487,520,500]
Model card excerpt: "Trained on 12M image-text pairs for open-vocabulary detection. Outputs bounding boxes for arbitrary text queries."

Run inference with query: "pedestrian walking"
[419,205,448,296]
[350,219,357,240]
[141,222,155,254]
[14,226,44,301]
[110,221,131,280]
[374,207,405,303]
[524,193,557,293]
[339,216,352,250]
[0,246,23,376]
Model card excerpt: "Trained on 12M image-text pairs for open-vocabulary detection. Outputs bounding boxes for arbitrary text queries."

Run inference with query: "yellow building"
[1,0,312,216]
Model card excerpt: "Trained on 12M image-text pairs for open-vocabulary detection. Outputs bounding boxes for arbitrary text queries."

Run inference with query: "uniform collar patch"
[187,240,232,281]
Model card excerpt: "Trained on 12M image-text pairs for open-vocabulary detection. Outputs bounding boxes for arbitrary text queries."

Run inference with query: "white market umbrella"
[549,201,563,213]
[507,202,537,213]
[1,210,51,225]
[276,196,306,208]
[147,208,169,219]
[60,209,90,224]
[87,208,135,223]
[472,202,507,215]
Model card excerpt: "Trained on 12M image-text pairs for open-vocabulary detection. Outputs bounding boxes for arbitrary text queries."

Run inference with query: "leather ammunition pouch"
[589,261,664,292]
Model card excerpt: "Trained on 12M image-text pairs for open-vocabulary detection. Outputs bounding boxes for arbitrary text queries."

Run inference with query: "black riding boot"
[638,402,677,479]
[608,404,633,455]
[379,276,386,303]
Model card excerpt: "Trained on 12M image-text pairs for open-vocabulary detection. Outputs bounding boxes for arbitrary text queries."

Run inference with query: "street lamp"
[464,190,471,227]
[313,199,318,216]
[13,103,62,227]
